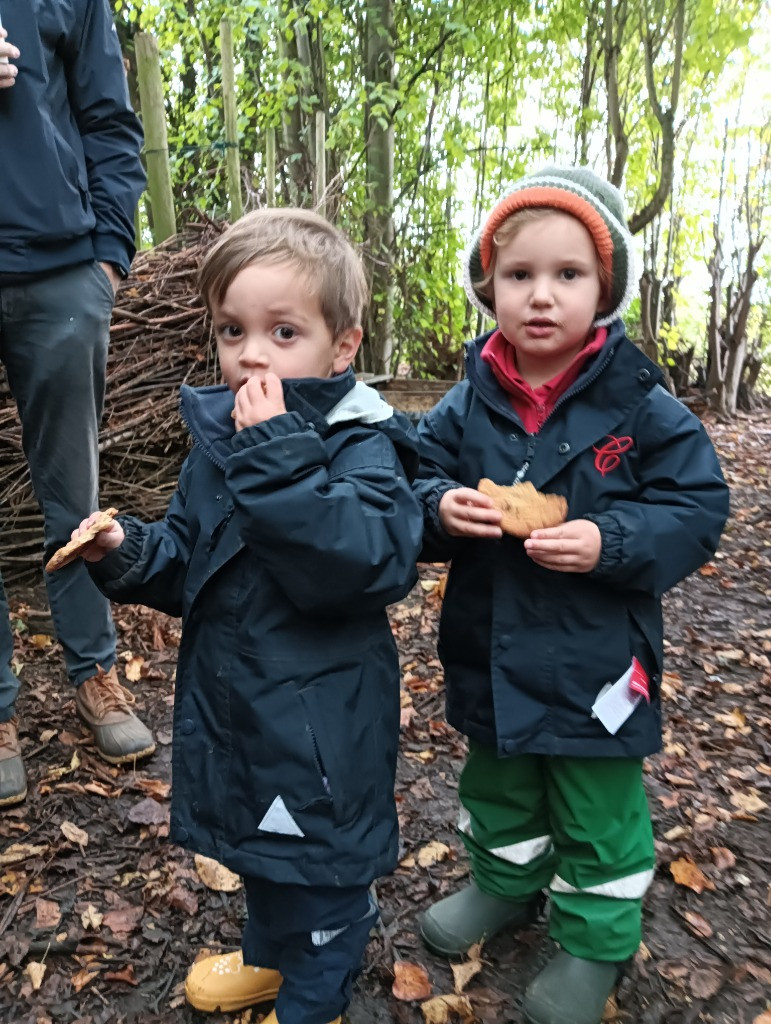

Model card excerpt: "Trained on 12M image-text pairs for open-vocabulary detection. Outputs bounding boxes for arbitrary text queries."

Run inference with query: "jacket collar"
[464,320,656,427]
[179,368,359,468]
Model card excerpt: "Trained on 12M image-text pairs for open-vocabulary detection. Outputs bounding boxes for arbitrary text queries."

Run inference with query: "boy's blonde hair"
[199,209,368,339]
[474,207,612,311]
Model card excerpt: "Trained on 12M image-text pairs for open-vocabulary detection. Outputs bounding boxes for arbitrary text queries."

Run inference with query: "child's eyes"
[216,324,242,340]
[273,325,297,342]
[561,268,579,280]
[512,269,529,281]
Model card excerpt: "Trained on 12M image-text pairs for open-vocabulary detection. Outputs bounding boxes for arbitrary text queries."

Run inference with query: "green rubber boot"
[419,881,541,957]
[523,950,623,1024]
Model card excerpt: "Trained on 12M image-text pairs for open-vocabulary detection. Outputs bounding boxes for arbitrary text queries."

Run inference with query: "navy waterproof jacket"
[90,372,424,886]
[0,0,145,276]
[415,323,729,759]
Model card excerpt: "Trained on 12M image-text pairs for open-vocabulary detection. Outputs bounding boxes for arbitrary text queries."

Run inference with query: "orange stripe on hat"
[479,186,614,278]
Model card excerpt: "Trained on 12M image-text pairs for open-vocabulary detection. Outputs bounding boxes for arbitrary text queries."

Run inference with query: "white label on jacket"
[591,661,644,735]
[257,795,305,837]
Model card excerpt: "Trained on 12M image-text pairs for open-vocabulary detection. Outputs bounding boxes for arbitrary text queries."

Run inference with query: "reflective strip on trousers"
[459,807,554,866]
[550,867,654,900]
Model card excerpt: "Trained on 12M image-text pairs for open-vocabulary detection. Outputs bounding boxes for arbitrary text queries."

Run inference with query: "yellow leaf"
[669,857,716,893]
[26,961,46,990]
[194,854,242,892]
[417,841,450,868]
[0,843,48,867]
[421,994,474,1023]
[730,790,767,814]
[124,654,144,682]
[61,821,89,848]
[47,751,80,780]
[451,955,482,993]
[30,634,53,649]
[81,904,103,930]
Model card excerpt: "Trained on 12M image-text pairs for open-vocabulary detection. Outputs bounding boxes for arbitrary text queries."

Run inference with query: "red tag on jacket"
[628,656,650,703]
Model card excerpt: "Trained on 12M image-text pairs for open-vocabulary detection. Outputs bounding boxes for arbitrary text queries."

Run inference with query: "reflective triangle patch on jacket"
[257,795,305,837]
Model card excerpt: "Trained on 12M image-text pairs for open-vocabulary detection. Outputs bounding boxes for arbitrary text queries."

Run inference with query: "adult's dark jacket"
[0,0,145,276]
[90,372,424,887]
[415,322,729,759]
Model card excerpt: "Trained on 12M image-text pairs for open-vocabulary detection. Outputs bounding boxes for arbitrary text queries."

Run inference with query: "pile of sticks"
[0,220,225,583]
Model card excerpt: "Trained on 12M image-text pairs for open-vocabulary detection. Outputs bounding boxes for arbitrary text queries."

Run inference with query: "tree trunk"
[364,0,395,375]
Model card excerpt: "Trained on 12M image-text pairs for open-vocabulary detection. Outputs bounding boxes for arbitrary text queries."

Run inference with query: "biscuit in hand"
[45,508,119,572]
[477,480,567,538]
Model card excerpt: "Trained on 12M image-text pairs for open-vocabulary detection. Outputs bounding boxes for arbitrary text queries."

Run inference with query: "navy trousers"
[242,878,377,1024]
[0,261,117,719]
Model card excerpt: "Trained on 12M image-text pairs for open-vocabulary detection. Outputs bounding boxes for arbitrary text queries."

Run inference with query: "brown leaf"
[0,842,48,867]
[128,797,169,826]
[730,790,767,814]
[103,964,138,985]
[194,854,242,892]
[30,634,53,649]
[168,884,199,916]
[753,1013,771,1024]
[392,960,433,1001]
[60,820,89,848]
[35,897,61,930]
[710,846,737,870]
[669,858,716,893]
[123,654,144,682]
[103,902,143,938]
[682,909,713,938]
[71,967,99,992]
[421,994,474,1023]
[689,966,723,999]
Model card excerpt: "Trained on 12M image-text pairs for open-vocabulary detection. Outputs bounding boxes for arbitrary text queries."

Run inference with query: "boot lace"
[84,670,135,717]
[0,717,20,753]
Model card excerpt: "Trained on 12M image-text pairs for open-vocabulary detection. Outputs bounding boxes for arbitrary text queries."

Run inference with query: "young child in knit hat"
[413,167,729,1024]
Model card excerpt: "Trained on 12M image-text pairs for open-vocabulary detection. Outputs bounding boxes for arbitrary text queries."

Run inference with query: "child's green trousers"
[457,742,655,961]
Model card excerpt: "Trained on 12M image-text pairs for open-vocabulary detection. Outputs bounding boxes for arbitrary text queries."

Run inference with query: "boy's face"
[212,262,361,394]
[492,212,603,382]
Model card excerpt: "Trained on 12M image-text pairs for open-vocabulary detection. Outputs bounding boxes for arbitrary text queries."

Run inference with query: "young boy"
[413,167,729,1024]
[74,209,424,1024]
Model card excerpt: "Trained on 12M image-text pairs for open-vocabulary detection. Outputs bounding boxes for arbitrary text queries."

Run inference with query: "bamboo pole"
[266,127,276,206]
[134,32,177,243]
[219,18,243,221]
[315,110,326,216]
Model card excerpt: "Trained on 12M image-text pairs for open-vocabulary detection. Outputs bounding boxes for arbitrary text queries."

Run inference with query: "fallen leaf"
[81,904,103,930]
[730,790,767,814]
[128,797,168,826]
[669,858,716,893]
[451,955,483,993]
[194,854,242,892]
[0,843,48,867]
[393,960,432,1001]
[421,994,474,1023]
[71,967,99,992]
[103,902,143,938]
[710,846,736,870]
[30,634,53,648]
[124,654,144,682]
[39,729,57,744]
[663,825,688,841]
[60,821,89,848]
[689,966,723,999]
[417,841,450,868]
[26,962,46,990]
[682,909,713,938]
[104,964,138,985]
[35,897,61,930]
[752,1013,771,1024]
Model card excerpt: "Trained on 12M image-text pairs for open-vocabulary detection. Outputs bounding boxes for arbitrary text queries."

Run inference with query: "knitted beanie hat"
[464,166,636,328]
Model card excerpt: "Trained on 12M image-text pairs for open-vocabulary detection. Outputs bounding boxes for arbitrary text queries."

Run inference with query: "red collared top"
[481,327,608,434]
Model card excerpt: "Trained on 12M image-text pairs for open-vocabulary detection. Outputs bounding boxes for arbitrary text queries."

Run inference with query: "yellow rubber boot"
[261,1013,341,1024]
[184,949,282,1012]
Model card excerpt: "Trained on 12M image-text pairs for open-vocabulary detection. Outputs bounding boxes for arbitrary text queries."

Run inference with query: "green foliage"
[113,0,769,382]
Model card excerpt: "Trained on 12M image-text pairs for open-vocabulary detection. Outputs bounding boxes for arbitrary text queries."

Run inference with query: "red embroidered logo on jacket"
[593,435,634,476]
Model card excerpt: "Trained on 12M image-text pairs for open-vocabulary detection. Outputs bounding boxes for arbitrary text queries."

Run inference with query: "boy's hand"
[524,518,601,572]
[439,487,503,539]
[0,30,20,88]
[72,513,125,562]
[233,373,287,430]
